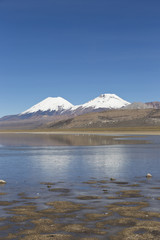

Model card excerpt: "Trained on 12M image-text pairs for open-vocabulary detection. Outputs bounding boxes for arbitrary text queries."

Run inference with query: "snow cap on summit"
[20,93,130,115]
[21,97,73,114]
[81,93,130,109]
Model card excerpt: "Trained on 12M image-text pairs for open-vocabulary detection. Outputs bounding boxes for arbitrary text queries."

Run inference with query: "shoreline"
[1,128,160,136]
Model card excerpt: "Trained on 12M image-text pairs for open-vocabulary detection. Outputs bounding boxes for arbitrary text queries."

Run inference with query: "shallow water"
[0,133,160,205]
[1,133,160,239]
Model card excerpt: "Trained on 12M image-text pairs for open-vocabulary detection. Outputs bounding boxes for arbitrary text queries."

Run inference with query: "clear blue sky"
[0,0,160,117]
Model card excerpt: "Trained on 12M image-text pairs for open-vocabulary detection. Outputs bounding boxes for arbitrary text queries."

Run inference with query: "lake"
[0,133,160,239]
[0,133,160,184]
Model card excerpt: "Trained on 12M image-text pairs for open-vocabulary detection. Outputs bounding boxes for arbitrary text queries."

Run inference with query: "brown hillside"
[47,109,160,129]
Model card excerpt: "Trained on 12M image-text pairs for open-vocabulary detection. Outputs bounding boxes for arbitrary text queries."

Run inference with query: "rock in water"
[146,173,152,178]
[0,180,6,184]
[110,178,116,181]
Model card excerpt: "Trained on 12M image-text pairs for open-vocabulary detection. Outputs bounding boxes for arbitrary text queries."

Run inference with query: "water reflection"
[29,143,160,182]
[0,133,148,146]
[1,136,160,186]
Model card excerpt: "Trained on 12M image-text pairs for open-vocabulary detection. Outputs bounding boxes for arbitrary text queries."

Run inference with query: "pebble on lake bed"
[0,180,6,184]
[146,173,152,178]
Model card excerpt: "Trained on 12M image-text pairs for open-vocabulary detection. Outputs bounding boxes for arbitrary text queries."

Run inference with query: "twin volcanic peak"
[19,94,130,117]
[20,94,130,116]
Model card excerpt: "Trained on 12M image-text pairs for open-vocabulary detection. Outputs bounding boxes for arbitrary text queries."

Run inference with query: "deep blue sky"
[0,0,160,117]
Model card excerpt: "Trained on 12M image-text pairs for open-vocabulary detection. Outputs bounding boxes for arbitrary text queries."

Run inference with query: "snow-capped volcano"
[20,94,130,117]
[80,94,130,110]
[21,97,73,115]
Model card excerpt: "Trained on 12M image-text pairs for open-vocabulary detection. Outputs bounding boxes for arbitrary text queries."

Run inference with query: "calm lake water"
[0,133,160,185]
[1,133,160,238]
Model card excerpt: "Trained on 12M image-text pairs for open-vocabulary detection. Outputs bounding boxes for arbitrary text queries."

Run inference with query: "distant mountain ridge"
[20,93,130,117]
[0,94,160,130]
[146,102,160,109]
[123,102,151,110]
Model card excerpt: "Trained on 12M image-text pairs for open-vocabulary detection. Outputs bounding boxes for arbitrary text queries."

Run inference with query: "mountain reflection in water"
[0,133,148,146]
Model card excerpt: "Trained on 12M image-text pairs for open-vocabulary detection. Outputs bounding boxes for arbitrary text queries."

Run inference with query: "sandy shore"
[1,127,160,136]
